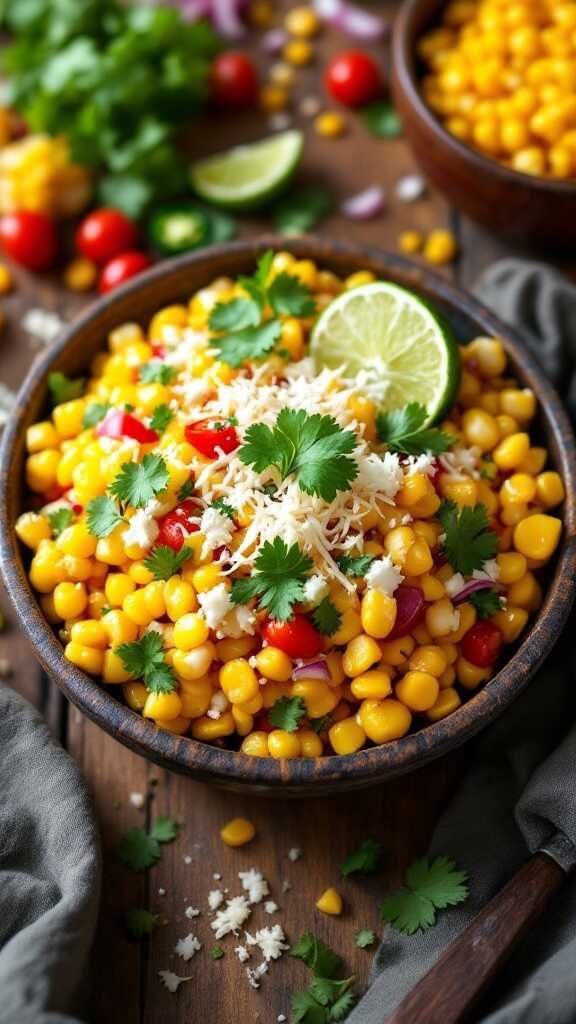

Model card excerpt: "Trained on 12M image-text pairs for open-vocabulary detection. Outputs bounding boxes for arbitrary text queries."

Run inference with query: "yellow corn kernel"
[293,680,338,719]
[536,471,565,508]
[285,5,320,37]
[237,691,264,715]
[53,581,88,620]
[426,686,462,721]
[241,731,270,756]
[149,304,188,340]
[398,230,424,254]
[214,636,257,663]
[331,608,363,646]
[163,578,197,621]
[397,473,429,508]
[154,715,192,735]
[260,83,289,113]
[95,527,127,566]
[358,698,412,744]
[501,503,529,527]
[316,888,342,916]
[64,642,103,675]
[342,633,382,677]
[283,38,313,65]
[350,669,392,701]
[122,681,148,711]
[268,729,301,758]
[143,690,182,721]
[69,619,107,649]
[492,432,531,470]
[420,574,445,601]
[280,317,305,360]
[173,611,209,650]
[220,817,255,847]
[220,658,259,705]
[328,717,366,754]
[440,476,478,507]
[507,571,542,611]
[496,551,527,584]
[499,388,536,422]
[190,564,223,592]
[466,336,507,377]
[57,522,97,559]
[15,511,52,550]
[496,413,519,438]
[122,589,151,627]
[40,593,60,623]
[261,681,292,708]
[270,62,295,87]
[396,669,439,711]
[253,646,292,682]
[461,408,500,452]
[404,538,434,576]
[64,257,97,292]
[102,649,133,684]
[500,472,536,506]
[104,573,135,606]
[409,645,448,677]
[53,399,86,440]
[493,605,530,643]
[102,609,138,646]
[380,634,415,666]
[191,712,235,741]
[446,601,476,643]
[314,111,346,137]
[514,513,561,560]
[423,228,458,265]
[173,642,215,681]
[360,589,397,639]
[26,450,61,492]
[298,730,323,757]
[456,656,491,689]
[438,663,456,688]
[518,447,547,475]
[384,526,416,565]
[26,421,60,453]
[425,597,460,638]
[325,651,345,686]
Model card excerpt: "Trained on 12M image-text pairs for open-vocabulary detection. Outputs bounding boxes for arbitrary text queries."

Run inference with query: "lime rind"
[190,130,304,211]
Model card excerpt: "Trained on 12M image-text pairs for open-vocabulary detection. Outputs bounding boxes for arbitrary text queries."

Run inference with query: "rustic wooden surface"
[0,2,533,1021]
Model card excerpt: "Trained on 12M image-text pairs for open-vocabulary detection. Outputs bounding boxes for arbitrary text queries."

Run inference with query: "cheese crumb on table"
[158,971,192,993]
[184,905,200,919]
[174,933,202,961]
[288,847,302,862]
[208,890,224,911]
[211,895,252,939]
[239,868,270,905]
[129,792,145,809]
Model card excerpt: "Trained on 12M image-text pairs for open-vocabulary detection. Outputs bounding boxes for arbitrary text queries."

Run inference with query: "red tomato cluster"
[157,499,201,551]
[184,420,240,459]
[76,208,151,293]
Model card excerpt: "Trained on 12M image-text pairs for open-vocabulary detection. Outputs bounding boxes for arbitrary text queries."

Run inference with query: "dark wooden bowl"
[391,0,576,250]
[1,237,575,795]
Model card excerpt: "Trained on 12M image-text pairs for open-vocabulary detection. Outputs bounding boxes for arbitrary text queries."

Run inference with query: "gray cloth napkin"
[0,683,100,1024]
[351,259,576,1024]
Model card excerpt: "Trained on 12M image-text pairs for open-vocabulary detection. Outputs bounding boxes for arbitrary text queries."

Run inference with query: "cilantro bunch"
[0,0,220,217]
[291,933,357,1023]
[380,856,469,934]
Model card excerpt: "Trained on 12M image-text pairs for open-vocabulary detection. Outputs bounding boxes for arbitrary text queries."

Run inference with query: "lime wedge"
[310,281,460,423]
[190,131,304,211]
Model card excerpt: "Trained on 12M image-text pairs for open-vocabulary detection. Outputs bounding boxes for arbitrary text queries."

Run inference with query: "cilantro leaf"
[116,632,177,694]
[210,946,225,960]
[380,856,469,934]
[355,929,376,949]
[269,695,307,733]
[310,978,354,1009]
[329,990,357,1021]
[110,453,169,508]
[273,184,333,236]
[292,992,328,1024]
[149,816,180,843]
[149,404,173,433]
[47,507,73,537]
[337,554,375,578]
[312,597,341,636]
[143,545,191,581]
[139,361,175,385]
[214,319,282,368]
[117,829,161,872]
[438,501,498,576]
[125,908,160,939]
[291,933,343,979]
[268,272,316,317]
[177,479,194,501]
[376,402,455,456]
[209,297,261,332]
[83,402,110,429]
[340,838,382,877]
[310,714,332,734]
[362,101,402,139]
[48,371,84,406]
[230,537,313,621]
[211,497,235,519]
[86,495,124,537]
[240,409,358,501]
[469,588,502,618]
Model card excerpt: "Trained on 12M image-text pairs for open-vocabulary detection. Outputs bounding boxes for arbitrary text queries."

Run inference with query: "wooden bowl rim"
[1,235,575,791]
[392,0,576,197]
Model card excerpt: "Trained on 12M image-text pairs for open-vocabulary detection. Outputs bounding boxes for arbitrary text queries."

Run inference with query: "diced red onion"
[452,579,503,605]
[261,28,288,53]
[292,659,331,682]
[314,0,387,40]
[211,0,247,37]
[386,586,425,642]
[341,186,385,220]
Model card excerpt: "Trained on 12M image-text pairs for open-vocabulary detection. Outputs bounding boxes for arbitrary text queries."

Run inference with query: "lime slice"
[190,131,304,211]
[310,281,460,423]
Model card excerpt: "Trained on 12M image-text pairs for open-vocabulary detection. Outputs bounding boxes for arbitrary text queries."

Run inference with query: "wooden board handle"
[384,852,565,1024]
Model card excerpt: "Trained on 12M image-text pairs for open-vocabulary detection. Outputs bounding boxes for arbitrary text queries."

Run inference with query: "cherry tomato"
[98,251,152,294]
[0,211,58,271]
[185,420,240,459]
[76,208,138,265]
[157,499,200,551]
[97,409,158,444]
[261,615,324,659]
[325,50,382,108]
[210,52,259,109]
[462,620,503,667]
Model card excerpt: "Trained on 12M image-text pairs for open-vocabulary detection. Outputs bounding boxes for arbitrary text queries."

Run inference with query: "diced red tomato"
[151,343,167,359]
[184,420,239,459]
[97,409,158,444]
[325,50,382,108]
[42,484,67,502]
[261,615,324,659]
[462,621,503,667]
[157,499,200,551]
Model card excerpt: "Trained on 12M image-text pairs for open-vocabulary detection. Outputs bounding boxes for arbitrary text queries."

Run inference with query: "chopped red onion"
[292,659,331,682]
[452,579,503,605]
[386,586,425,642]
[261,28,288,53]
[341,186,385,220]
[211,0,247,38]
[314,0,387,40]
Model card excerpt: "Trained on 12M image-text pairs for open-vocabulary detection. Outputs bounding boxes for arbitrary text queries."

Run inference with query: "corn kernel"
[423,229,458,265]
[283,39,313,65]
[64,258,97,292]
[358,698,412,744]
[398,230,424,254]
[314,111,346,138]
[268,729,301,758]
[316,888,342,916]
[220,817,255,847]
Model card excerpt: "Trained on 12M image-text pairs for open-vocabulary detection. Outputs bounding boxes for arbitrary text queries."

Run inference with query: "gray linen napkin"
[350,259,576,1024]
[0,683,100,1024]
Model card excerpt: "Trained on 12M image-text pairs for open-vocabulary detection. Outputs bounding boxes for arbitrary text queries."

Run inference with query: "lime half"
[310,281,460,423]
[190,131,303,211]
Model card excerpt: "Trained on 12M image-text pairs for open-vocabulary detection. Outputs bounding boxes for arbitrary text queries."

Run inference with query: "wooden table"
[0,3,519,1021]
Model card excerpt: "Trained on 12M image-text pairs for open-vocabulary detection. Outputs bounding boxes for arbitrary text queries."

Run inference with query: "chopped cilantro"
[469,588,502,618]
[213,320,282,368]
[376,402,455,456]
[110,453,169,508]
[47,507,73,537]
[149,404,174,433]
[86,495,124,537]
[150,816,180,843]
[337,554,375,578]
[125,908,160,939]
[310,714,332,734]
[117,816,180,872]
[240,409,358,501]
[210,946,225,960]
[143,545,192,581]
[272,184,333,236]
[340,838,382,877]
[48,371,84,406]
[211,498,235,520]
[355,929,376,949]
[380,856,469,935]
[438,501,498,576]
[230,537,313,622]
[290,934,357,1023]
[116,632,176,694]
[291,933,343,979]
[312,597,341,636]
[139,361,176,385]
[209,297,260,332]
[268,272,316,317]
[269,695,307,733]
[83,402,110,429]
[177,479,194,501]
[362,101,402,139]
[100,606,113,616]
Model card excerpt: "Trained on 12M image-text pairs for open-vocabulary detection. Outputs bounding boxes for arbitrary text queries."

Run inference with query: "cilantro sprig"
[231,537,312,622]
[240,409,358,501]
[150,404,174,433]
[116,632,176,694]
[86,495,124,537]
[48,372,84,406]
[290,934,357,1023]
[110,453,169,509]
[139,362,176,385]
[355,929,376,949]
[340,838,382,877]
[469,588,502,618]
[337,554,375,578]
[380,856,469,935]
[211,498,235,520]
[269,696,307,733]
[143,545,192,581]
[312,597,341,637]
[117,816,180,872]
[438,501,498,576]
[376,402,455,456]
[47,507,73,537]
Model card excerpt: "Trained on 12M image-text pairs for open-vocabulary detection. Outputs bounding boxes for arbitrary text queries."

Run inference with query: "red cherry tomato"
[185,420,240,459]
[157,499,200,551]
[0,211,58,271]
[76,208,138,265]
[98,251,152,294]
[325,50,382,107]
[462,620,503,667]
[210,52,259,109]
[97,409,158,444]
[261,615,324,659]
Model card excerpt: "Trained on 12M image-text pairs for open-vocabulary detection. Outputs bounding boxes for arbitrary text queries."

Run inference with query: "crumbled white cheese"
[207,690,230,721]
[365,556,404,596]
[122,509,159,551]
[129,792,145,809]
[278,1016,287,1023]
[215,604,257,639]
[355,451,404,498]
[183,856,192,866]
[235,945,251,963]
[239,868,270,905]
[303,574,330,606]
[213,873,222,880]
[208,890,224,911]
[246,963,269,989]
[158,888,166,896]
[0,383,15,427]
[264,901,279,915]
[405,453,436,476]
[281,880,292,894]
[440,446,482,480]
[174,933,202,961]
[445,573,466,598]
[299,95,321,117]
[211,895,252,938]
[158,971,192,993]
[184,905,200,919]
[245,925,289,961]
[198,583,233,629]
[22,308,64,344]
[474,559,500,582]
[200,507,234,559]
[395,173,426,202]
[288,847,302,862]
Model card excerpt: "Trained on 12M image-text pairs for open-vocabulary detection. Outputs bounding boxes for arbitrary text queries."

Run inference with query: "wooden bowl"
[391,0,576,250]
[1,237,575,796]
